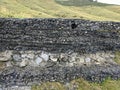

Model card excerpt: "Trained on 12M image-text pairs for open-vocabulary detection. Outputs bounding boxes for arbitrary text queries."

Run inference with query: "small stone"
[85,57,91,63]
[26,53,35,59]
[90,53,96,60]
[95,62,101,65]
[0,51,12,61]
[109,54,115,58]
[40,52,49,61]
[95,54,101,60]
[68,63,74,67]
[6,61,12,67]
[79,56,85,63]
[69,57,76,63]
[60,53,69,62]
[97,57,105,62]
[35,57,43,65]
[28,60,36,66]
[19,60,28,67]
[13,54,21,62]
[40,61,47,67]
[45,61,55,67]
[50,54,59,62]
[21,54,28,58]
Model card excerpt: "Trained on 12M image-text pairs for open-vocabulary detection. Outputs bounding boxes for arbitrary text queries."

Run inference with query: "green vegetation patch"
[114,51,120,65]
[32,78,120,90]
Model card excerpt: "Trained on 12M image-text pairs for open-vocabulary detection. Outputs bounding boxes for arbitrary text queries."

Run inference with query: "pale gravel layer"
[0,50,116,67]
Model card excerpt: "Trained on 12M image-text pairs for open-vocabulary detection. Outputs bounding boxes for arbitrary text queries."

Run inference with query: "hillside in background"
[55,0,108,6]
[0,0,120,21]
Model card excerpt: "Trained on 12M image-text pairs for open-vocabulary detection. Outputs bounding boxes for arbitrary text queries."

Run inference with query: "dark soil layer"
[0,63,120,87]
[0,18,120,53]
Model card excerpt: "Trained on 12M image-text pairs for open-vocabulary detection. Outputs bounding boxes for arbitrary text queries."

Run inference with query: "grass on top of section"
[0,0,120,21]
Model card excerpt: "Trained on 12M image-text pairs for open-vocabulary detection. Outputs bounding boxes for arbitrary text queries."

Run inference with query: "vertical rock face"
[0,18,120,88]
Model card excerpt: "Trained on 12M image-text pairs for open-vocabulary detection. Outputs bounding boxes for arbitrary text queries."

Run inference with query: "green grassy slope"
[0,0,120,21]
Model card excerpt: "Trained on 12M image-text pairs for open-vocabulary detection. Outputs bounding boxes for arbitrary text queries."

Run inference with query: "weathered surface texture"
[0,18,120,89]
[0,64,120,87]
[0,18,120,53]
